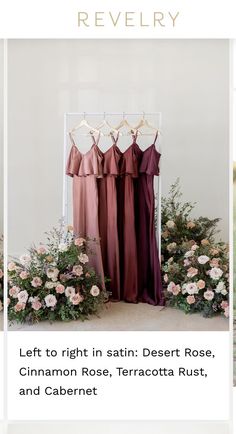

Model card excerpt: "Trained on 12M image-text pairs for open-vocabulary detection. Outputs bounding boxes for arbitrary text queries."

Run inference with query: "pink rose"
[167,282,176,293]
[70,293,84,305]
[31,298,42,311]
[14,302,26,312]
[17,290,29,304]
[187,267,198,278]
[55,284,65,294]
[203,290,214,301]
[221,300,228,310]
[37,246,47,255]
[197,279,206,289]
[210,258,220,268]
[191,244,199,251]
[8,262,17,271]
[9,285,20,298]
[172,284,181,296]
[184,259,191,267]
[186,295,195,304]
[31,277,43,288]
[20,271,29,280]
[74,237,86,247]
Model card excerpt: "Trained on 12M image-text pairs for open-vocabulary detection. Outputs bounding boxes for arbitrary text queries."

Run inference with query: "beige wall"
[8,39,229,256]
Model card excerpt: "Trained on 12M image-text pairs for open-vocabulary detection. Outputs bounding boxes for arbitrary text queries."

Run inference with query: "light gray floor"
[7,421,230,434]
[8,303,228,332]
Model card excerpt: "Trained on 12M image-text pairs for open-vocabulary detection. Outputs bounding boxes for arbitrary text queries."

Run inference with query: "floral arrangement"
[8,225,106,323]
[161,180,229,318]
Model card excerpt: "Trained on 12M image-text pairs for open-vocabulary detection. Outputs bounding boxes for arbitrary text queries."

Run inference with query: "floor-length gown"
[117,136,139,303]
[134,133,164,306]
[66,133,105,289]
[97,134,122,301]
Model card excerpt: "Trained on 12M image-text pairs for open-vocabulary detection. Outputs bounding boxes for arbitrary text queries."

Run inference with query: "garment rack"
[63,112,162,257]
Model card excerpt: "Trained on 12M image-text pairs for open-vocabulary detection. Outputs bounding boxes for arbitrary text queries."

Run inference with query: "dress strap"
[69,132,76,147]
[110,131,119,146]
[132,130,138,143]
[90,131,101,146]
[153,130,159,146]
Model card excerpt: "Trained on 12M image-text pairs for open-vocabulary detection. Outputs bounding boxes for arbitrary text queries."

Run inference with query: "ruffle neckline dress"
[66,132,164,306]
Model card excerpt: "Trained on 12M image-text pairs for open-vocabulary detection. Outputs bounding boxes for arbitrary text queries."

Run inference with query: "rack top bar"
[65,112,162,116]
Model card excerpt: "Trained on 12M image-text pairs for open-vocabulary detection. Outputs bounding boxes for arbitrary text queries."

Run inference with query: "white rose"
[203,290,214,301]
[17,290,29,304]
[65,286,75,297]
[185,282,199,295]
[19,254,31,266]
[198,255,210,265]
[166,220,175,229]
[184,250,194,258]
[209,267,223,280]
[78,253,89,264]
[44,294,57,308]
[46,267,59,281]
[90,285,100,297]
[45,281,55,289]
[215,281,225,293]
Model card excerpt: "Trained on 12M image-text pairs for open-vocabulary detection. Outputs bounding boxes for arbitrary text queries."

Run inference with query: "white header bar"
[0,0,235,38]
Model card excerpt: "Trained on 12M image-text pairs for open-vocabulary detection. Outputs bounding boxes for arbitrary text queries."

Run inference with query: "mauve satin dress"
[66,135,105,289]
[97,136,122,301]
[117,140,139,303]
[134,136,164,306]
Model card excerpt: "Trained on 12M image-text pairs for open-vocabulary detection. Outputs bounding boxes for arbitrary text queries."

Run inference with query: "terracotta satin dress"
[117,137,139,303]
[66,133,105,289]
[134,133,164,306]
[97,134,122,301]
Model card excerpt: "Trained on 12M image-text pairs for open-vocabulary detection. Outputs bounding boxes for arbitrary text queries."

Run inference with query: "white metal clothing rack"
[63,112,162,255]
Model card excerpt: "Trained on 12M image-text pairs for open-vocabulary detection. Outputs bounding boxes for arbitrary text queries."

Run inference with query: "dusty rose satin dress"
[134,133,164,306]
[66,134,105,289]
[97,135,122,301]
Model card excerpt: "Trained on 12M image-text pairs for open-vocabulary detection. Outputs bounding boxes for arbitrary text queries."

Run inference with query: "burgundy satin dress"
[66,133,105,289]
[134,133,164,306]
[97,134,122,301]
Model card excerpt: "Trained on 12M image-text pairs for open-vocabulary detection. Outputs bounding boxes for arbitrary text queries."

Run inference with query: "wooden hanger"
[70,112,100,135]
[114,112,134,135]
[134,112,159,134]
[95,112,119,136]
